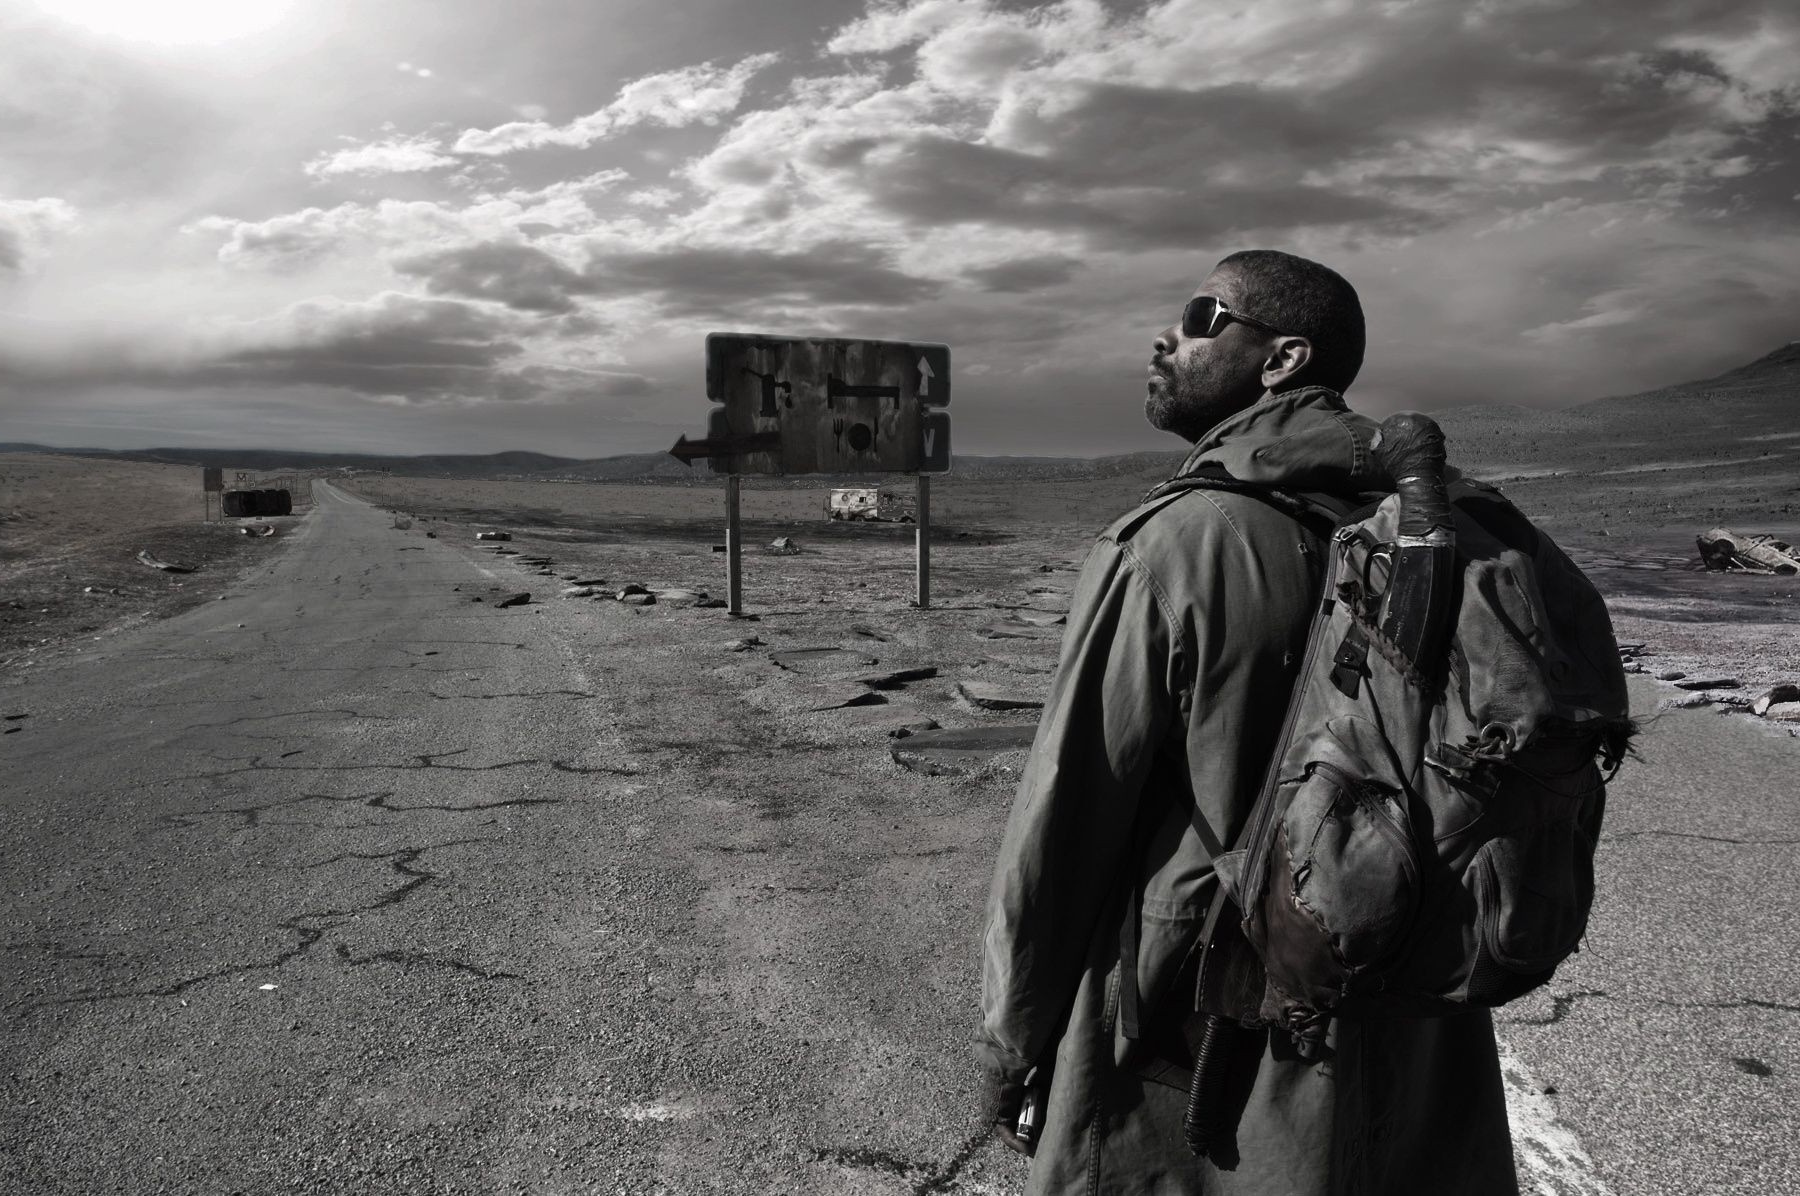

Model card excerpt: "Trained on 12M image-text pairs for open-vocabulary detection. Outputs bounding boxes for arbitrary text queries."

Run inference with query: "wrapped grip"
[1373,412,1451,539]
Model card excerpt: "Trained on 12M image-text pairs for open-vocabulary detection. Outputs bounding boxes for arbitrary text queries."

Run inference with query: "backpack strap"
[1115,468,1371,1041]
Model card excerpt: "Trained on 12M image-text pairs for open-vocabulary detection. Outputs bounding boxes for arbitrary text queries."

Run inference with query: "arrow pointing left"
[669,431,783,466]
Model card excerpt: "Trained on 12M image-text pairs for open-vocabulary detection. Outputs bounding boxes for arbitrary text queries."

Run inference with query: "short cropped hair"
[1216,249,1366,393]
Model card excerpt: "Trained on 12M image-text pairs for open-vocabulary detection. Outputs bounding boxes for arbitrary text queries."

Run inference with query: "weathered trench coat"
[977,388,1517,1195]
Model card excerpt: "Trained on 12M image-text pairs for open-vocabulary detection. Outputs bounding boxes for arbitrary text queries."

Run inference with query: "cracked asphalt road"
[3,481,1795,1195]
[1,481,1037,1195]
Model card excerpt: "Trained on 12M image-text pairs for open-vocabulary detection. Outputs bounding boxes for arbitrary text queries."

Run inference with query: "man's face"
[1144,267,1274,443]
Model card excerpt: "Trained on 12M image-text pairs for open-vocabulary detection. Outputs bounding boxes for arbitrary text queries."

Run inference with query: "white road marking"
[1499,1041,1616,1196]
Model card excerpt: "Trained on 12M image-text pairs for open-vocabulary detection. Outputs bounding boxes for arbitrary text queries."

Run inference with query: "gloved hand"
[980,1070,1034,1157]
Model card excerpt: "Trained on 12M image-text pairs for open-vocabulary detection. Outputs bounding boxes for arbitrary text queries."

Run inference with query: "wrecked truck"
[1698,528,1800,575]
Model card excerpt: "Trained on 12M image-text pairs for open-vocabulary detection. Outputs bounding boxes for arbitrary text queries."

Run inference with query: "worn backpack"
[1184,414,1634,1070]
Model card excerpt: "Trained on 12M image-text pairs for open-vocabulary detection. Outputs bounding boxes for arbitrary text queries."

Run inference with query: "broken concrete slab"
[890,724,1039,775]
[849,624,892,642]
[978,621,1055,640]
[853,666,939,690]
[841,703,938,736]
[570,577,607,587]
[136,550,194,573]
[770,648,879,674]
[799,684,887,711]
[1653,670,1688,682]
[1761,701,1800,723]
[1752,684,1800,716]
[561,586,600,598]
[1014,611,1067,627]
[956,680,1046,711]
[1659,693,1714,710]
[767,537,802,555]
[617,583,649,597]
[494,592,531,608]
[724,636,764,652]
[659,589,726,609]
[619,592,656,606]
[1673,676,1739,691]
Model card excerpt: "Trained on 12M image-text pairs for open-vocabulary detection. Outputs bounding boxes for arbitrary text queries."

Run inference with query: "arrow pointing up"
[917,356,934,397]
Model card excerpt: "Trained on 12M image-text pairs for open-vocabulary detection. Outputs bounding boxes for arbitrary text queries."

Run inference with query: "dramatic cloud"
[4,0,1796,455]
[453,53,781,156]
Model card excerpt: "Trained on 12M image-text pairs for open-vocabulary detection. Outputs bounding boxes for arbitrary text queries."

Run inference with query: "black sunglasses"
[1180,295,1285,339]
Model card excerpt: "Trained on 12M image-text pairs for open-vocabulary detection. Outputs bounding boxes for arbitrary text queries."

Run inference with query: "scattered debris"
[570,577,607,587]
[562,586,600,598]
[136,550,194,573]
[658,589,726,609]
[1752,684,1800,716]
[3,713,27,721]
[1762,702,1800,723]
[724,636,764,652]
[1660,693,1715,710]
[770,648,879,674]
[978,620,1055,640]
[476,531,512,541]
[619,592,656,606]
[890,724,1039,775]
[238,523,276,537]
[392,518,412,530]
[767,537,802,555]
[617,583,650,597]
[711,545,727,553]
[1697,528,1800,575]
[1654,669,1688,682]
[956,680,1046,711]
[1013,611,1067,627]
[425,531,437,539]
[494,592,531,608]
[853,666,939,690]
[800,684,887,711]
[849,624,891,642]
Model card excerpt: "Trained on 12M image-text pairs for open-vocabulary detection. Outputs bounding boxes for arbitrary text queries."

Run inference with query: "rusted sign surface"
[689,334,952,475]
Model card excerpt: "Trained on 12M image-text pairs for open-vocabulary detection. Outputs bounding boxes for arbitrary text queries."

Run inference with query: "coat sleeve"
[975,532,1189,1079]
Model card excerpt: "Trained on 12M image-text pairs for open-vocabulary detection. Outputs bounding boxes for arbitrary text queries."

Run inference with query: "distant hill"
[4,343,1791,485]
[0,440,1187,485]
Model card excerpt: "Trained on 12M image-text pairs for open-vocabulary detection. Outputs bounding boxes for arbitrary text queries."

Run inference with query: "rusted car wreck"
[1698,528,1800,575]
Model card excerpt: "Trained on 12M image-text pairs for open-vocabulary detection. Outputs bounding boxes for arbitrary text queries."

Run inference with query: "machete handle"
[1372,412,1451,540]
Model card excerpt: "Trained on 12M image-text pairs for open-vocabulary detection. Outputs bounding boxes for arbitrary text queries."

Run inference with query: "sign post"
[725,475,743,615]
[916,475,931,609]
[202,466,222,522]
[671,334,953,613]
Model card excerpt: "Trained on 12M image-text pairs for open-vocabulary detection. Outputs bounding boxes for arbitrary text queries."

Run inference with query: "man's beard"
[1145,355,1243,443]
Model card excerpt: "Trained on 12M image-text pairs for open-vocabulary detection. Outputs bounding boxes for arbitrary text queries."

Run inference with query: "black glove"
[980,1070,1034,1157]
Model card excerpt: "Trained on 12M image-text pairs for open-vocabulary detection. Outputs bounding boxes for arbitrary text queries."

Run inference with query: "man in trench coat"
[976,250,1517,1195]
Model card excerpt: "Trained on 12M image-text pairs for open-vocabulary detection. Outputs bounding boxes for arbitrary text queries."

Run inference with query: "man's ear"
[1262,336,1313,390]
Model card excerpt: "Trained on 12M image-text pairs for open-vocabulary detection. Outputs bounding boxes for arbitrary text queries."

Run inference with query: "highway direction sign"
[684,334,952,476]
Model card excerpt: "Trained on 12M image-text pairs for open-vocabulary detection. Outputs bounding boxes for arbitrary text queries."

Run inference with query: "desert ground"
[2,417,1796,1194]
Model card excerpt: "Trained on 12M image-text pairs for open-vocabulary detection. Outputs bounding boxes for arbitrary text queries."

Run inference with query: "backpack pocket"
[1260,761,1422,1006]
[1462,819,1594,1004]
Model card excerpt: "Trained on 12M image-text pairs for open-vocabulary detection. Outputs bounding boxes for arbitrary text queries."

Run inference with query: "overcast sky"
[2,0,1796,457]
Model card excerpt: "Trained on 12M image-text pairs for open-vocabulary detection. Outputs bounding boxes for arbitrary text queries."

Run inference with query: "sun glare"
[33,0,294,45]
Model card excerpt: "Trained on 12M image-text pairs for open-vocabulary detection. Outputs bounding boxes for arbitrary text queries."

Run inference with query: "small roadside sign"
[202,466,223,493]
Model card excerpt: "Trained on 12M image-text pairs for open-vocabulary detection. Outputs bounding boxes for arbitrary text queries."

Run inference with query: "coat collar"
[1168,385,1385,496]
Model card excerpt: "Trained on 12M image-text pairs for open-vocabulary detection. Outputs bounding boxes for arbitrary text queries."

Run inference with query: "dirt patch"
[0,454,302,668]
